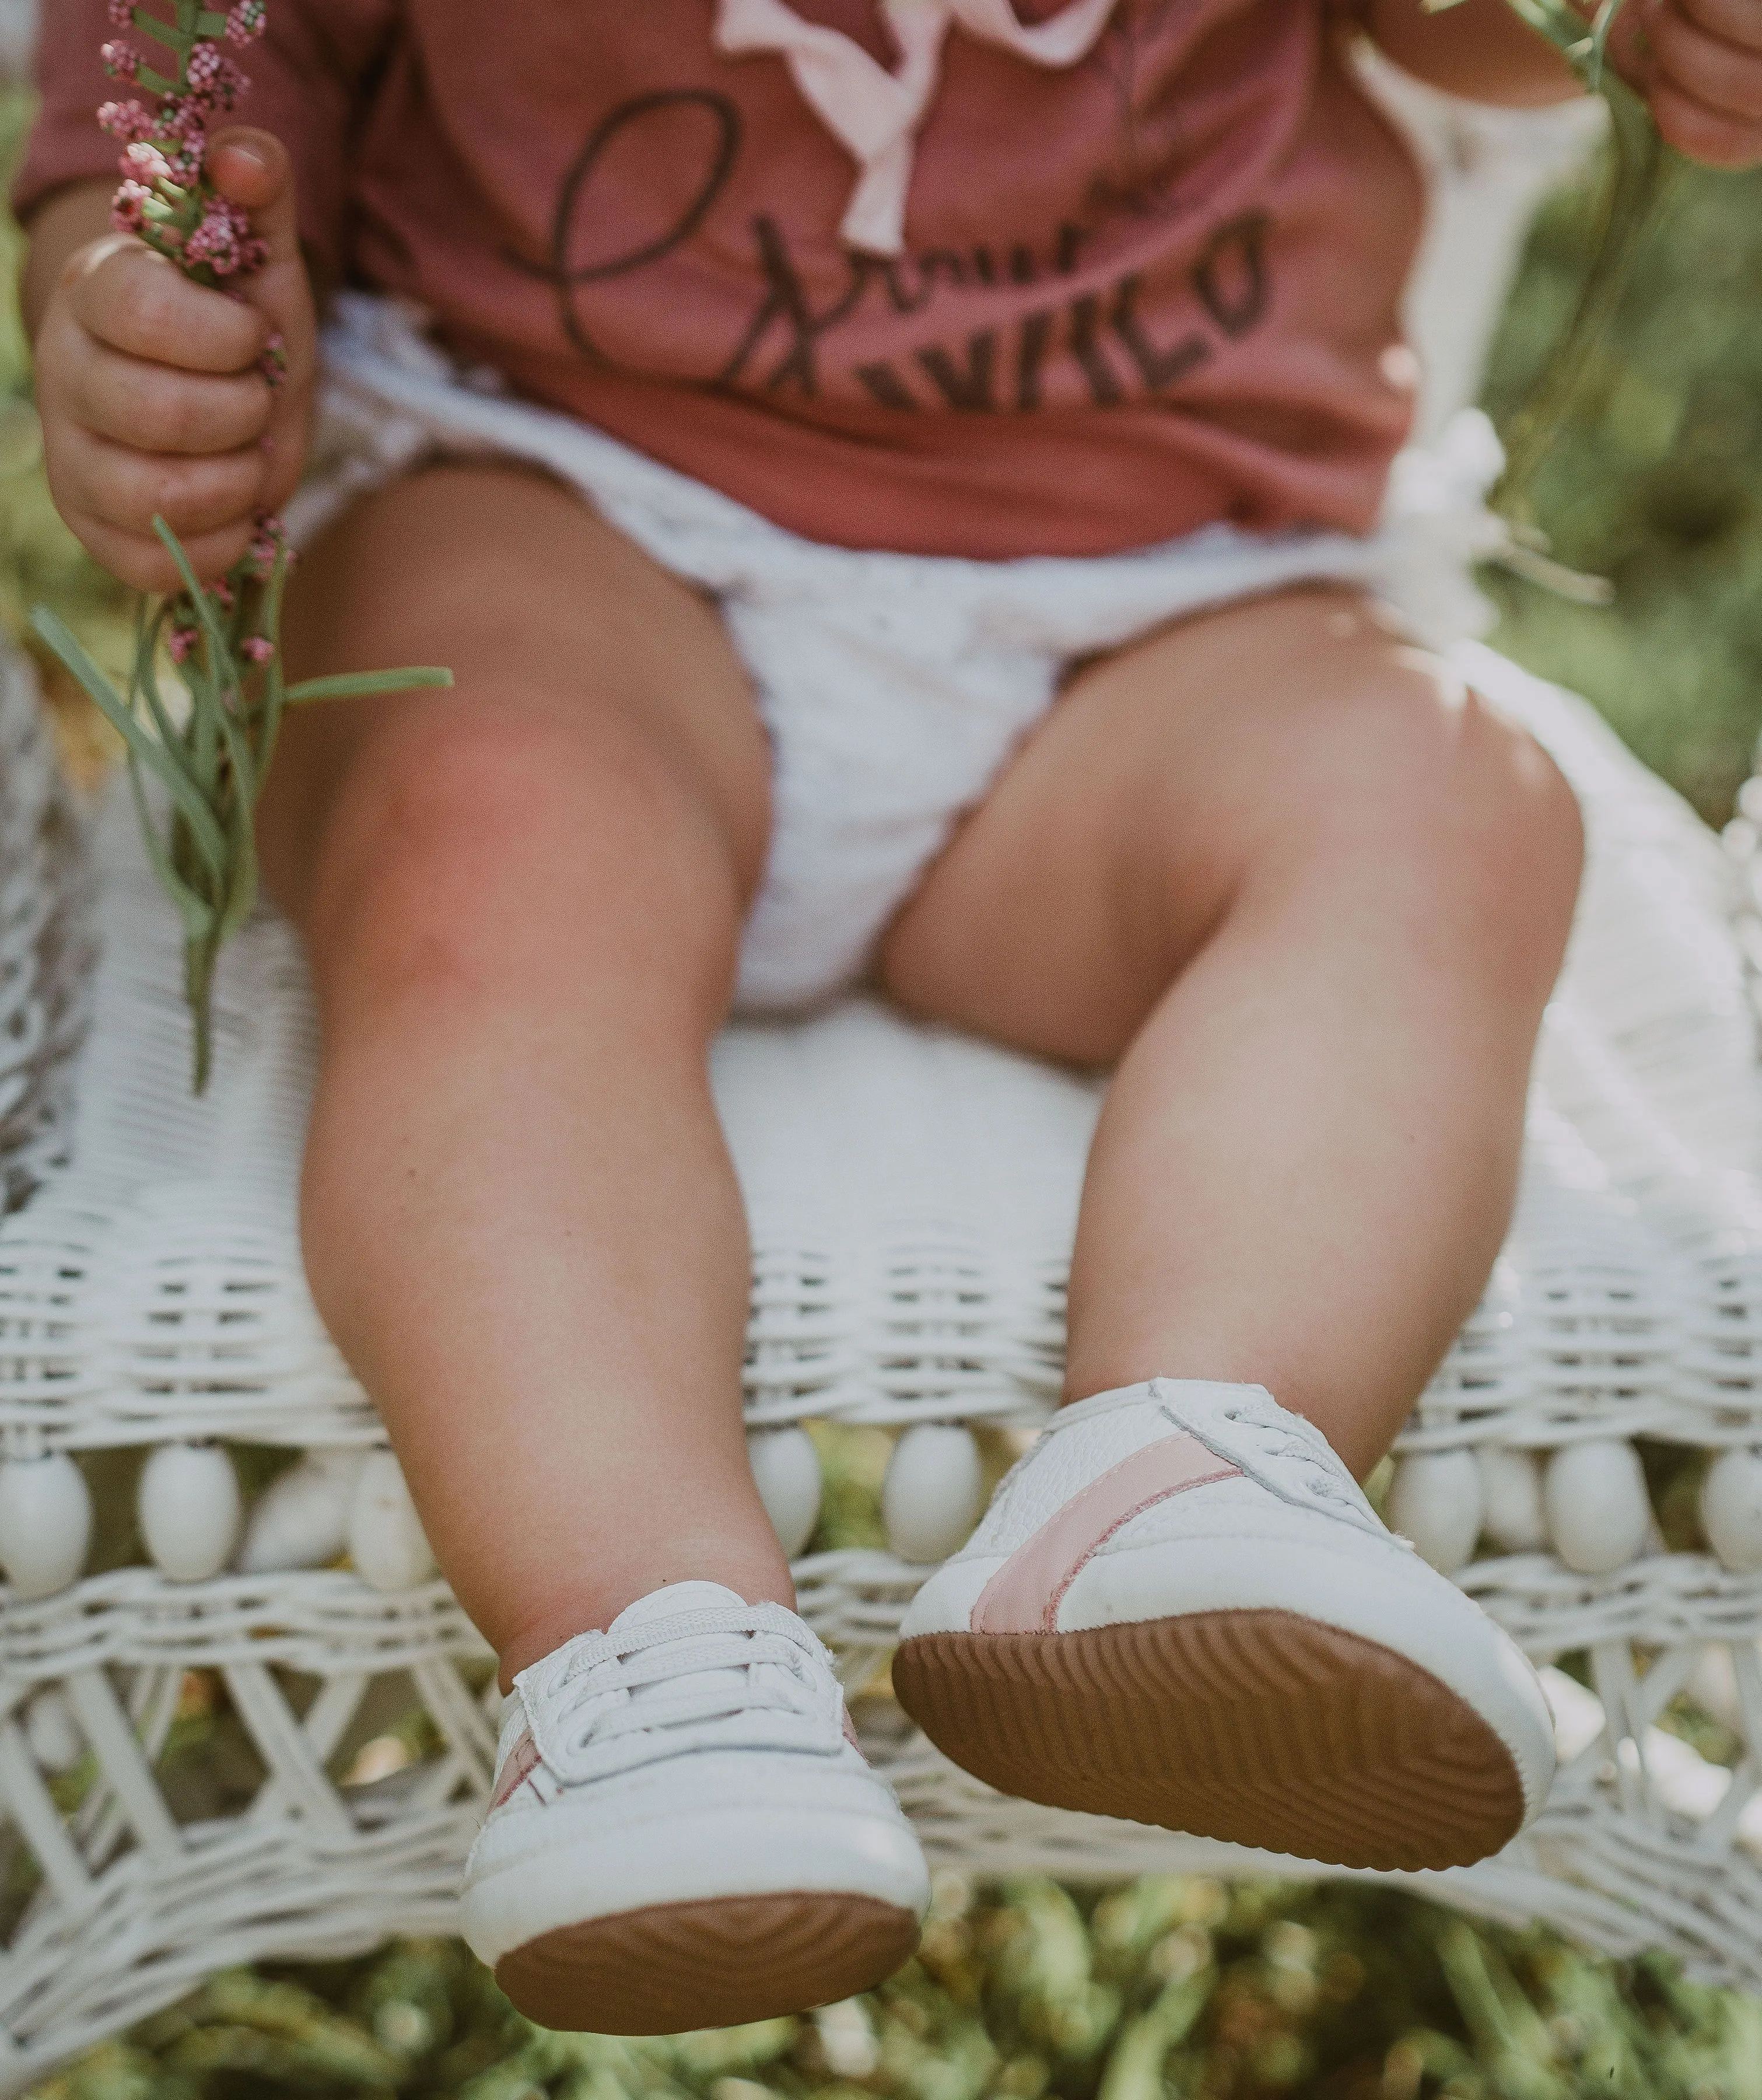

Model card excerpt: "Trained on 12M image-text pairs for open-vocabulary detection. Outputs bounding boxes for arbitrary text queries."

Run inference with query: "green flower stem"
[34,519,451,1094]
[30,0,453,1093]
[1488,0,1681,527]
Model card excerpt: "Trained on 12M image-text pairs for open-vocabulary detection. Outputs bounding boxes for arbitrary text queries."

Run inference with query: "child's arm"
[26,130,316,594]
[1362,0,1582,102]
[1364,0,1762,166]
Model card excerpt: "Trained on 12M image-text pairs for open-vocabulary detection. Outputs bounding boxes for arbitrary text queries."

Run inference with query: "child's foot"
[893,1380,1554,1871]
[462,1581,929,2032]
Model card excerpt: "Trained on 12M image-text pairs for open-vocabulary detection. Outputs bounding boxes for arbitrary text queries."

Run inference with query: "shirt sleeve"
[12,0,398,286]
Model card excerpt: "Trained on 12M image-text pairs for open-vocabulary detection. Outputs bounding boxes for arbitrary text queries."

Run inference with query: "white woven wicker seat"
[5,616,1762,2085]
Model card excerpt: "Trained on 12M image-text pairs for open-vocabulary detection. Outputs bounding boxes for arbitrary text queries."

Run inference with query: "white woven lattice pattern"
[0,650,93,1219]
[2,631,1762,2088]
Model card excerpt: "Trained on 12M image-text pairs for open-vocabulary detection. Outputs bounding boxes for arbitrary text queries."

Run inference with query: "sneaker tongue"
[608,1580,748,1637]
[604,1583,759,1724]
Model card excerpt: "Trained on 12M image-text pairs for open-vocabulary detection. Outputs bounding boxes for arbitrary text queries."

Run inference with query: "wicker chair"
[8,57,1762,2093]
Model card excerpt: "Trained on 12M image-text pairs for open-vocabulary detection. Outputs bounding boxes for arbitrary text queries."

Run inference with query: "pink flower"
[245,512,288,579]
[167,626,199,664]
[241,636,275,665]
[151,96,209,184]
[185,41,248,110]
[157,96,208,144]
[97,99,154,143]
[110,179,153,235]
[107,0,133,27]
[258,331,288,390]
[182,211,239,273]
[120,139,173,187]
[99,39,138,78]
[225,0,268,44]
[182,197,265,276]
[210,579,236,611]
[163,136,206,185]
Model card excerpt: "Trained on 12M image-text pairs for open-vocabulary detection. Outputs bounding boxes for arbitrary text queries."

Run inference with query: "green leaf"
[130,12,188,57]
[151,518,237,692]
[185,937,216,1096]
[1586,0,1627,89]
[134,604,204,790]
[31,605,230,883]
[190,666,219,789]
[282,667,455,704]
[210,697,261,947]
[127,758,216,947]
[1498,0,1592,64]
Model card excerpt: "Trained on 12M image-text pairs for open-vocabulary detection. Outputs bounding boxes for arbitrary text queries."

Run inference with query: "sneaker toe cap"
[462,1758,929,1968]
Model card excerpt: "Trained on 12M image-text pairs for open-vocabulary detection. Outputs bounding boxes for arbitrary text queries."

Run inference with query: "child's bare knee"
[1354,691,1584,990]
[307,699,745,1010]
[1448,704,1582,942]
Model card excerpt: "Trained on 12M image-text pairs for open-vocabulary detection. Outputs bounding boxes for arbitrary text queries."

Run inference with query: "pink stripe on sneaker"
[490,1727,542,1810]
[971,1432,1239,1635]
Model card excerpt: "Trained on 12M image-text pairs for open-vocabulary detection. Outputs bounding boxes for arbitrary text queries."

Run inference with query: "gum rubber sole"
[495,1891,920,2033]
[893,1608,1528,1871]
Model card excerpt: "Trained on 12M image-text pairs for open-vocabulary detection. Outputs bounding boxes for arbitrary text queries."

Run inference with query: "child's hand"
[33,128,316,593]
[1614,0,1762,166]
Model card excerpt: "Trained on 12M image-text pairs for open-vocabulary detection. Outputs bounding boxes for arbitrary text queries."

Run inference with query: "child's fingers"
[1624,0,1762,163]
[33,125,316,593]
[255,405,313,520]
[66,237,270,374]
[1646,68,1762,160]
[1666,0,1762,48]
[205,128,301,271]
[203,127,318,505]
[53,421,269,545]
[1646,0,1762,113]
[64,506,257,597]
[70,334,273,456]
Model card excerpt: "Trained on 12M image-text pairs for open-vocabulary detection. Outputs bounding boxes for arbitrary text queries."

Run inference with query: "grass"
[3,82,1762,2100]
[1480,149,1762,825]
[29,1878,1762,2100]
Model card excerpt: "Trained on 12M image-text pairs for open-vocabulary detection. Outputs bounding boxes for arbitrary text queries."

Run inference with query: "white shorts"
[293,295,1509,1013]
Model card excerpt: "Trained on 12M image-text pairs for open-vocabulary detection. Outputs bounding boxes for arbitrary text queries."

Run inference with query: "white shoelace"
[542,1605,836,1779]
[1202,1392,1389,1531]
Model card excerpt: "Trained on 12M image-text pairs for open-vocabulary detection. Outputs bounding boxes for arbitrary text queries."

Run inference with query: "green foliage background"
[1480,152,1762,824]
[4,89,1762,2100]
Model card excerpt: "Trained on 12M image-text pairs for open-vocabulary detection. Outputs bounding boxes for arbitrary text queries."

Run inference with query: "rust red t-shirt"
[18,0,1427,557]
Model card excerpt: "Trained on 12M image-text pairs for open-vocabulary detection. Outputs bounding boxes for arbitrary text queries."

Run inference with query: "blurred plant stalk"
[27,0,449,1093]
[33,527,446,1093]
[1477,0,1683,526]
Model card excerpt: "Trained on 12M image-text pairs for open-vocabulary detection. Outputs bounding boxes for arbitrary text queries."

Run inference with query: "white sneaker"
[894,1380,1554,1870]
[461,1581,929,2032]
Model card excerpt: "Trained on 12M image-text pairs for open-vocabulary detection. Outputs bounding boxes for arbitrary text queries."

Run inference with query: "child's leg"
[882,586,1582,1475]
[259,461,789,1676]
[261,464,930,2028]
[883,586,1575,1868]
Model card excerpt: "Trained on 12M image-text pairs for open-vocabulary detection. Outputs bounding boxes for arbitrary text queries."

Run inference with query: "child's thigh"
[880,585,1581,1064]
[257,460,770,940]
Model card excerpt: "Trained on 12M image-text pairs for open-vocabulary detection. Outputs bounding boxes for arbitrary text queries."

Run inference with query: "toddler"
[20,0,1762,2036]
